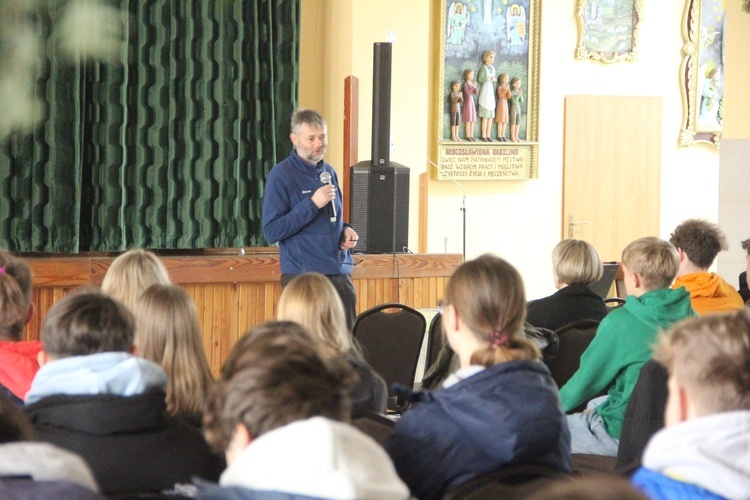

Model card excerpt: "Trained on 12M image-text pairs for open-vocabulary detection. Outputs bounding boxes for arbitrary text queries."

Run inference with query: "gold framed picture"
[678,0,725,148]
[575,0,644,64]
[435,0,540,180]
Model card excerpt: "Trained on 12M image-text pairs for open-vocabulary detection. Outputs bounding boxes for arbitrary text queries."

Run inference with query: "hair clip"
[0,266,5,274]
[488,330,510,349]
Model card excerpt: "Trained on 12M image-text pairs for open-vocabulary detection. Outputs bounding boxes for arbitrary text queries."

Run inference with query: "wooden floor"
[23,250,462,374]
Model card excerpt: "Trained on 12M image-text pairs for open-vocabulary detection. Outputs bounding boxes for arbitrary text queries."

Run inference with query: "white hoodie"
[220,417,409,500]
[641,410,750,500]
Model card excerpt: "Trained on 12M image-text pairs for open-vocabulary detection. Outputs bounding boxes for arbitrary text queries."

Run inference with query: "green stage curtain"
[0,0,299,252]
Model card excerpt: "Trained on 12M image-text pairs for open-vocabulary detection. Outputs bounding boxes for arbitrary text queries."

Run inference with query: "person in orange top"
[0,250,41,405]
[669,219,744,315]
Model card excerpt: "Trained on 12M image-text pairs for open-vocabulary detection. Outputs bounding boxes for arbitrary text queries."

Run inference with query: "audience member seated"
[560,238,695,457]
[0,251,42,406]
[198,321,409,499]
[0,393,101,498]
[277,272,387,414]
[23,291,223,495]
[630,310,750,498]
[739,237,750,303]
[526,239,608,331]
[384,254,571,499]
[101,247,171,312]
[135,284,215,427]
[669,219,744,315]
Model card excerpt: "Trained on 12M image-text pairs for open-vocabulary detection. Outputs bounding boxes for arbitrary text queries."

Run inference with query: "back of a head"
[135,284,214,416]
[41,292,134,359]
[654,309,750,416]
[204,321,354,453]
[552,239,604,285]
[669,218,727,269]
[277,273,352,356]
[529,476,647,500]
[622,237,679,291]
[444,254,540,367]
[0,250,33,341]
[101,248,171,312]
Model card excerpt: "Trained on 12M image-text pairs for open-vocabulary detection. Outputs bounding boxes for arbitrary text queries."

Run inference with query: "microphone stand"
[427,158,467,262]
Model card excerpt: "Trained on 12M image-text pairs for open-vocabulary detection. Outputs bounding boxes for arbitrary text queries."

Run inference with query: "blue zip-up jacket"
[262,150,352,276]
[384,361,571,499]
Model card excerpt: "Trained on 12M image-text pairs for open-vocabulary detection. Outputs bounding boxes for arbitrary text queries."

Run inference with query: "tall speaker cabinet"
[349,163,409,254]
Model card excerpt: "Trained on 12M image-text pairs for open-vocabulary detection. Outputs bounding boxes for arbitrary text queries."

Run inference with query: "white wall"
[427,1,721,299]
[717,1,750,285]
[301,1,725,301]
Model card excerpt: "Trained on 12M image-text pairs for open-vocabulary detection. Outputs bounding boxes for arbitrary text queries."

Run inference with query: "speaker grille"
[349,162,409,253]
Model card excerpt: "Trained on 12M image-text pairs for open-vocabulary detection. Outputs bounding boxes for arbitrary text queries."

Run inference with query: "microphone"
[319,171,337,222]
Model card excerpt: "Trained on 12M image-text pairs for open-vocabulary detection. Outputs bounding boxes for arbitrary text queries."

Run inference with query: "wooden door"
[563,96,662,262]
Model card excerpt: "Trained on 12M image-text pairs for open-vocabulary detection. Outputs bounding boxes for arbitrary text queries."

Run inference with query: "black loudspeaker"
[349,162,409,253]
[371,42,392,167]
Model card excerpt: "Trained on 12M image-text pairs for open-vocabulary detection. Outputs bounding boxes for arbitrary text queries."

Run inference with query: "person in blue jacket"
[262,109,359,328]
[384,254,571,499]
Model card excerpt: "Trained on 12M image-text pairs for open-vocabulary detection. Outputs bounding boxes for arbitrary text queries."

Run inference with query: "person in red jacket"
[0,250,41,405]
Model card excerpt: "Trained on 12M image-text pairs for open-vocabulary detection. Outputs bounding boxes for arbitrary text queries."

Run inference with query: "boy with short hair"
[560,237,696,456]
[631,310,750,498]
[200,321,409,500]
[669,218,744,314]
[24,292,223,495]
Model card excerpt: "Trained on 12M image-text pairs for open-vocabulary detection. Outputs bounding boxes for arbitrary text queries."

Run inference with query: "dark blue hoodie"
[262,150,352,275]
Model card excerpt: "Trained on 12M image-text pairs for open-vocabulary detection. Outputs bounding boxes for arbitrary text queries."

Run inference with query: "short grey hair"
[291,109,326,134]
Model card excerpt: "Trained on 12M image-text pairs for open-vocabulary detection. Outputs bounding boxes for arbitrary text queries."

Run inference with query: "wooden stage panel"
[23,251,461,374]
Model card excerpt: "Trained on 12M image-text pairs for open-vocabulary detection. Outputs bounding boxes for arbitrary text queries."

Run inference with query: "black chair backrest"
[352,303,426,396]
[425,312,444,371]
[604,297,626,312]
[545,319,600,389]
[350,409,395,446]
[615,359,669,474]
[443,464,570,500]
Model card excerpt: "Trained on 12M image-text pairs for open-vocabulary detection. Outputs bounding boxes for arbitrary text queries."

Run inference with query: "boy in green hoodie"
[560,237,696,456]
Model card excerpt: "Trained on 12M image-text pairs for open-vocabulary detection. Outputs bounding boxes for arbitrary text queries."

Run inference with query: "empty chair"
[544,319,600,390]
[352,303,426,407]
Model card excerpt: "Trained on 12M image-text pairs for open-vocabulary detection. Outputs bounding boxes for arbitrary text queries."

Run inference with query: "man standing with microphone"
[262,109,359,328]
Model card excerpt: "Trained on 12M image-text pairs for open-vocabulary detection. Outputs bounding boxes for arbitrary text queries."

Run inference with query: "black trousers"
[281,273,357,330]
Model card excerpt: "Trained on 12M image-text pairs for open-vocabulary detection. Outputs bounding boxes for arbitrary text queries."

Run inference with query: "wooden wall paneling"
[21,253,460,371]
[212,284,226,374]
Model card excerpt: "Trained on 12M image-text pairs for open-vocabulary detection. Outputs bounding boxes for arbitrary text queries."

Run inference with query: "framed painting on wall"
[679,0,726,148]
[434,0,540,181]
[575,0,644,63]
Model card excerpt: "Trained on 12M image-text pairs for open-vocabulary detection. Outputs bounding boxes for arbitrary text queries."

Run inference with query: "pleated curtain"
[0,0,299,252]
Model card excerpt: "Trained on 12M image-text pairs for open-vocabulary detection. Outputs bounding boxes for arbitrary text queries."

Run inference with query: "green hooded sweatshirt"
[559,287,696,439]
